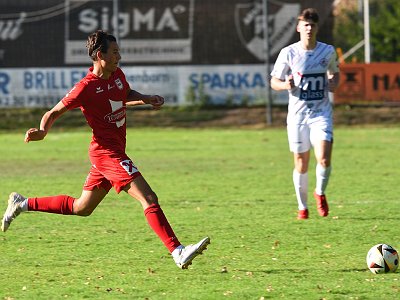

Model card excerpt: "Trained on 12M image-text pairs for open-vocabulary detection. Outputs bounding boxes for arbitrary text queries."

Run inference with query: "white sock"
[315,164,332,195]
[293,169,308,210]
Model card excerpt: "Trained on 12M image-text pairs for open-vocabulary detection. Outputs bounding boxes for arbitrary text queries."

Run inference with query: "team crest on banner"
[234,1,300,61]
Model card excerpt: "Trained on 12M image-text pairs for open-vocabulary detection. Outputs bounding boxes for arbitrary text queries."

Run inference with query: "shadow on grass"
[237,268,307,274]
[237,267,368,274]
[340,268,368,272]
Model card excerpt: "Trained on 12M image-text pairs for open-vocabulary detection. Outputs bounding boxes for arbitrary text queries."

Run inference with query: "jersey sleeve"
[270,47,291,80]
[61,81,86,110]
[328,46,340,74]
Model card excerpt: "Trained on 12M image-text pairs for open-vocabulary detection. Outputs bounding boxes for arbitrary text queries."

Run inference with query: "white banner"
[0,65,288,108]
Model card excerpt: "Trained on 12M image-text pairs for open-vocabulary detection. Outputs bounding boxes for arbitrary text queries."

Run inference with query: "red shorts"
[84,152,142,193]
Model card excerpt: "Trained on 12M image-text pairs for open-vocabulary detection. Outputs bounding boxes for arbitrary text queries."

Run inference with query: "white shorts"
[287,119,333,153]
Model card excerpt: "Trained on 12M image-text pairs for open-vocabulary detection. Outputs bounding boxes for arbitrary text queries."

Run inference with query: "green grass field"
[0,126,399,299]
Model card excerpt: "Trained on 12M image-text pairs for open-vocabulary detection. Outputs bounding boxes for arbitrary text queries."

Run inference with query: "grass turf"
[0,126,399,299]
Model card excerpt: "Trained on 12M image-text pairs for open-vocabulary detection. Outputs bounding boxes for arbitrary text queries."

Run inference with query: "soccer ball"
[366,244,399,274]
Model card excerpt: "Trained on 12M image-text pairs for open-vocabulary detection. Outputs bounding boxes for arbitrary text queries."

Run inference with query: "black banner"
[0,0,334,67]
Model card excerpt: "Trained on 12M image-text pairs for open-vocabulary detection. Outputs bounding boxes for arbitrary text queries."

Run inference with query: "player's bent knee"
[73,203,95,216]
[319,159,331,168]
[74,208,94,217]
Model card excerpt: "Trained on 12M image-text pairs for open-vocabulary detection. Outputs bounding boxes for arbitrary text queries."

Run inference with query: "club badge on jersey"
[115,78,123,90]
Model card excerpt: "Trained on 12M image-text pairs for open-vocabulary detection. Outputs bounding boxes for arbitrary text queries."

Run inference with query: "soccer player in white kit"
[270,8,340,219]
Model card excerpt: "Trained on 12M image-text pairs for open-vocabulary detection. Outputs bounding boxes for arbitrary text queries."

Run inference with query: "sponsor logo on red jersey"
[104,106,126,123]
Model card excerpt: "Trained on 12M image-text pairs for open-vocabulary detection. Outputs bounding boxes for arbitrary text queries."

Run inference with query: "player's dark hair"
[86,30,117,61]
[298,8,319,23]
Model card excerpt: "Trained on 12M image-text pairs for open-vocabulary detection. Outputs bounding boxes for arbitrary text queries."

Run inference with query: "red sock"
[28,195,75,215]
[144,204,181,253]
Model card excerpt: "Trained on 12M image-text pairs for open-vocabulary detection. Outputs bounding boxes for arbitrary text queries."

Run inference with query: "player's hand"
[286,75,295,90]
[148,95,164,110]
[25,128,46,143]
[328,78,337,92]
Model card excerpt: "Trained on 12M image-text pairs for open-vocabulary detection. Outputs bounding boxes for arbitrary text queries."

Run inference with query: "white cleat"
[174,237,210,269]
[1,192,26,232]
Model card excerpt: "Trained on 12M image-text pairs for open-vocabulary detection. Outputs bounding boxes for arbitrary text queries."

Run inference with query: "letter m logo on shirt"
[299,73,325,101]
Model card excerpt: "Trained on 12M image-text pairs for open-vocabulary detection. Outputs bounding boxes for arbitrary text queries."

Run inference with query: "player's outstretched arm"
[25,101,68,143]
[126,88,164,110]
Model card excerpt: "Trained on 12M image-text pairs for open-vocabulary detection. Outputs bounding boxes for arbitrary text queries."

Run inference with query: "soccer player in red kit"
[1,30,210,269]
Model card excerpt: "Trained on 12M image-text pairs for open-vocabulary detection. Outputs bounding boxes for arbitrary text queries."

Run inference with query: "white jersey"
[271,41,339,125]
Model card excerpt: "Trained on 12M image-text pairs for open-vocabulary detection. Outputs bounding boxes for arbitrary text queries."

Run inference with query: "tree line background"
[334,0,399,62]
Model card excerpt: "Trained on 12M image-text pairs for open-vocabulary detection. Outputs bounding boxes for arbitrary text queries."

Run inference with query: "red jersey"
[62,67,129,154]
